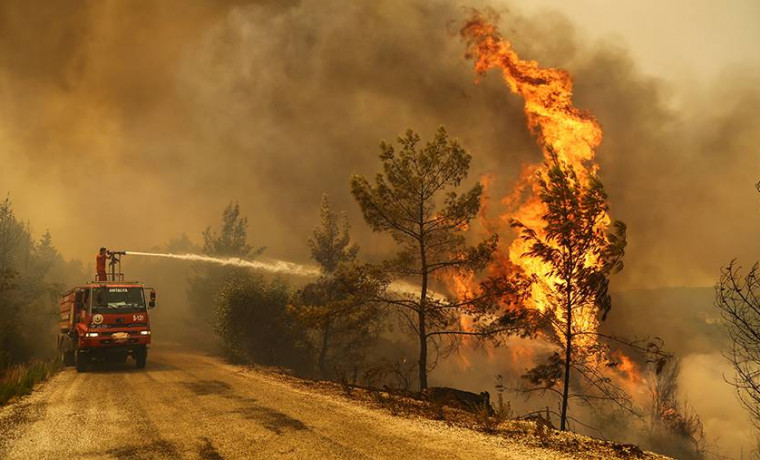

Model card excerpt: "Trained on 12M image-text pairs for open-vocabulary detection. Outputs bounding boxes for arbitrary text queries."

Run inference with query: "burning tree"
[351,127,497,390]
[647,357,707,458]
[290,195,385,378]
[511,155,628,431]
[457,13,660,432]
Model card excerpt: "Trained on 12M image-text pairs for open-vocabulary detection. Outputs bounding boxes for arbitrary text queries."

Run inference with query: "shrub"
[215,273,309,373]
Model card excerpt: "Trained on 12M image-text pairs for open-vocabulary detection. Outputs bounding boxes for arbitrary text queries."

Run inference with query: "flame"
[461,18,602,168]
[459,14,610,348]
[613,352,642,384]
[452,13,645,391]
[609,351,649,404]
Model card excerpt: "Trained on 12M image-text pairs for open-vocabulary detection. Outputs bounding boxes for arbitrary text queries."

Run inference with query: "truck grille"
[100,339,140,345]
[97,330,144,336]
[91,323,145,329]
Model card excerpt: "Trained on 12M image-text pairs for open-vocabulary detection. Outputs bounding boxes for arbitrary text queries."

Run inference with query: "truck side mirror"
[147,288,156,309]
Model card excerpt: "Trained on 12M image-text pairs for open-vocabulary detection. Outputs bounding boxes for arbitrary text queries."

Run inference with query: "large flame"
[458,15,611,348]
[451,12,648,406]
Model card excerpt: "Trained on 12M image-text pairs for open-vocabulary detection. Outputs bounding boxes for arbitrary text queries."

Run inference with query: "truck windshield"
[93,287,146,313]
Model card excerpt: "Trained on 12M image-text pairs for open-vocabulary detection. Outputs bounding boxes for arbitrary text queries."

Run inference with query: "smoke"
[0,0,758,456]
[680,352,755,458]
[0,0,756,287]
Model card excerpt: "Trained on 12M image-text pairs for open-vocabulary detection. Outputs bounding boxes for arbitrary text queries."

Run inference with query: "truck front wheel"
[135,347,147,369]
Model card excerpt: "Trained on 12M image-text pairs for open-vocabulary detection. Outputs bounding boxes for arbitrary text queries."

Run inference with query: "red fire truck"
[58,251,156,372]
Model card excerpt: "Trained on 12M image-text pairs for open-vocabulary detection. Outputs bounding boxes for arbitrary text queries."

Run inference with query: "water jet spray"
[123,251,322,277]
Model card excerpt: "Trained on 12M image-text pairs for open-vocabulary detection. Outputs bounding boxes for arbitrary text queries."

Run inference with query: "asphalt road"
[0,344,568,459]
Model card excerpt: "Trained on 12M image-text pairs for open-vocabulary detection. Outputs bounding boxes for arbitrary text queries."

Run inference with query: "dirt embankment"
[0,343,668,459]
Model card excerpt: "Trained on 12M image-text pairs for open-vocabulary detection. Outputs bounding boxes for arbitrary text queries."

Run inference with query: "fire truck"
[58,251,156,372]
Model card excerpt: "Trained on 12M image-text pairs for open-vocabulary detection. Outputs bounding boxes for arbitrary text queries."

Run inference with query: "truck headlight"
[86,332,99,338]
[140,330,150,335]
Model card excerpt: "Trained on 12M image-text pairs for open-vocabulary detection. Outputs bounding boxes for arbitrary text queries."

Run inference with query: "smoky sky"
[2,2,758,456]
[0,0,758,290]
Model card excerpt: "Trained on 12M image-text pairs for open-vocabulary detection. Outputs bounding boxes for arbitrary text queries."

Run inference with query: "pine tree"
[290,195,382,378]
[511,154,627,430]
[188,202,264,323]
[351,127,496,390]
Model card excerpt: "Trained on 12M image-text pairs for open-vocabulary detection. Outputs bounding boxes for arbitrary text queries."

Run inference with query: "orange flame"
[438,14,646,391]
[609,351,649,404]
[452,13,644,391]
[459,14,610,348]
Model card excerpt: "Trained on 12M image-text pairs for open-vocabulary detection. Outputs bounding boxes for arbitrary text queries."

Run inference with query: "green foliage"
[510,154,627,431]
[350,127,494,272]
[188,202,264,324]
[290,195,384,378]
[350,126,497,390]
[291,264,385,378]
[215,272,308,372]
[308,194,358,273]
[202,202,258,257]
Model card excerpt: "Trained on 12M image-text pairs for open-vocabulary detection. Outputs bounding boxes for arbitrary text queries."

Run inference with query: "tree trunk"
[418,216,428,391]
[318,318,332,379]
[418,269,428,391]
[560,286,572,431]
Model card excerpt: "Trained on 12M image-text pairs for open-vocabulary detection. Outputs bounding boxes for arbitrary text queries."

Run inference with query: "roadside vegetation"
[0,196,85,405]
[0,130,727,457]
[289,194,385,380]
[215,272,309,371]
[0,359,61,405]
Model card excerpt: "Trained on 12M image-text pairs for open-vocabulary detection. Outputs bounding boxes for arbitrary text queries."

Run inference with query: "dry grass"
[0,359,61,405]
[252,366,671,460]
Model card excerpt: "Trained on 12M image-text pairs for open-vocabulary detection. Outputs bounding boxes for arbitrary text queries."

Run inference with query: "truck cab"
[58,282,156,372]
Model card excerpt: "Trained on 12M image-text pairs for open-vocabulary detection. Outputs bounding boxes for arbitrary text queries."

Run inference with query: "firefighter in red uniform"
[96,247,108,281]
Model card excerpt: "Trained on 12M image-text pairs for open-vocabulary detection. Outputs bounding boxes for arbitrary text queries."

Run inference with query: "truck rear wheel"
[75,350,88,373]
[135,347,147,369]
[62,350,75,367]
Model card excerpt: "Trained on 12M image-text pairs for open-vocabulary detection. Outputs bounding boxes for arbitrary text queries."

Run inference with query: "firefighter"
[96,247,108,281]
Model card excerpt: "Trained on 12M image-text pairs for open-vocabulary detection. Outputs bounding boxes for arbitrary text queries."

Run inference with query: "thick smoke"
[1,0,758,456]
[1,0,756,285]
